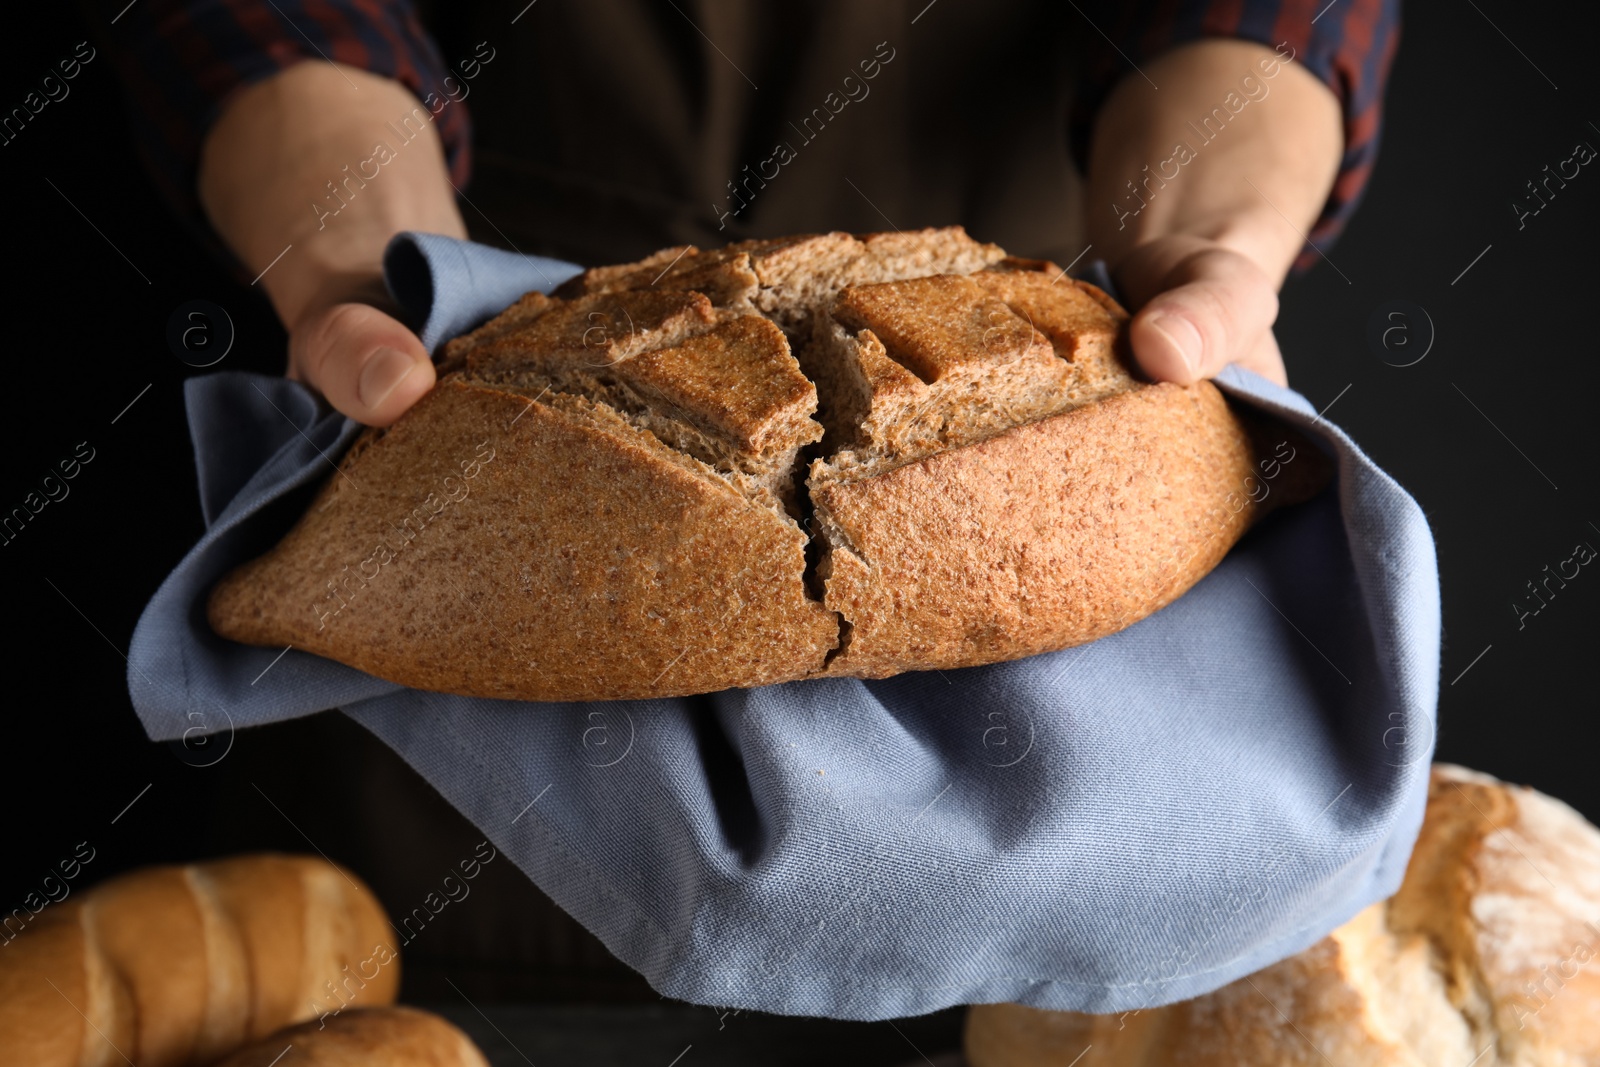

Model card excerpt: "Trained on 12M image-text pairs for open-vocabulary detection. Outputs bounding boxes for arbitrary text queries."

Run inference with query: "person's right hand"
[286,298,436,428]
[197,61,467,427]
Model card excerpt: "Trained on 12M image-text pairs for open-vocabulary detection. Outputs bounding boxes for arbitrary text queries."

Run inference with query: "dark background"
[2,0,1596,1063]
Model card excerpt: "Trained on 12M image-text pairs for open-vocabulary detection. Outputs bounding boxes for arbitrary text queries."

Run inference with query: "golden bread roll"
[0,854,398,1067]
[212,1007,488,1067]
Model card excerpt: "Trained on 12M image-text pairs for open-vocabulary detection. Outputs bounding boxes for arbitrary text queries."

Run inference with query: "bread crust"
[212,1006,489,1067]
[208,380,839,701]
[812,382,1275,677]
[0,855,397,1067]
[209,227,1330,701]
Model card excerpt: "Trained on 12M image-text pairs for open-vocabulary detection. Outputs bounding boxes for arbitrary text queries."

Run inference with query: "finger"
[288,302,436,427]
[1124,248,1279,385]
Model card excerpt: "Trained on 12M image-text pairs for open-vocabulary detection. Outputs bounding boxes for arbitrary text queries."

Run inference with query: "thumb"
[288,302,436,427]
[1122,245,1283,386]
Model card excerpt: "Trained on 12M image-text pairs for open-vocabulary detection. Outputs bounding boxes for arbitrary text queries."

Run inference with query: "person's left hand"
[1081,38,1345,390]
[1109,233,1287,387]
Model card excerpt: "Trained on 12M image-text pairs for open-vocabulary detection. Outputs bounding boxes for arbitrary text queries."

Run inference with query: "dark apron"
[423,0,1087,264]
[267,0,1091,1001]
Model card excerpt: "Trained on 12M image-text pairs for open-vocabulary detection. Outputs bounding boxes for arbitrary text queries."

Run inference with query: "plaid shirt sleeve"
[1072,0,1401,269]
[104,0,470,267]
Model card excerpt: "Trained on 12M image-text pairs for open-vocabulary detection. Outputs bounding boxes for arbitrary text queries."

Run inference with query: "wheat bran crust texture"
[208,227,1328,701]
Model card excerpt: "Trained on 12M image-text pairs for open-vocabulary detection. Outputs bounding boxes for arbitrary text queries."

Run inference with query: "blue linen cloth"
[128,232,1441,1021]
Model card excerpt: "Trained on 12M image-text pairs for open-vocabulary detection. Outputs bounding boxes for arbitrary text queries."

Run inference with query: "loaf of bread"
[0,854,399,1067]
[964,764,1600,1066]
[208,227,1328,701]
[212,1007,488,1067]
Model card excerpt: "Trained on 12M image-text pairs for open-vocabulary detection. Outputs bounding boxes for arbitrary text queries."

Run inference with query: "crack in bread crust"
[450,228,1140,604]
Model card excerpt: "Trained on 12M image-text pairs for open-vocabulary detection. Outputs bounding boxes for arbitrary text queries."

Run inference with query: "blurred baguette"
[213,1007,488,1067]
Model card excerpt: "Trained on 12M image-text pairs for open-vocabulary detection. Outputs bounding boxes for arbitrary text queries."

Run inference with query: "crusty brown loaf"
[208,227,1329,701]
[963,765,1600,1066]
[0,854,399,1067]
[212,1007,489,1067]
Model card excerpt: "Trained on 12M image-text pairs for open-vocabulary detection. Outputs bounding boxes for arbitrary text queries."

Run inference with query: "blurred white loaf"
[965,764,1600,1066]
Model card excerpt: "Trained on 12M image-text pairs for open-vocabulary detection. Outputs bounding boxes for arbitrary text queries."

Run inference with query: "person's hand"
[1082,39,1344,390]
[197,61,466,426]
[1110,233,1287,387]
[285,293,436,427]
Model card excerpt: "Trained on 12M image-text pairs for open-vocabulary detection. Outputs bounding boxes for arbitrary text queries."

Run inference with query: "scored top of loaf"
[441,226,1131,509]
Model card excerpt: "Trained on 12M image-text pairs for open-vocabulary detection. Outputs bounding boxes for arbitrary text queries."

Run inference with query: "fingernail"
[1146,312,1203,377]
[358,347,418,410]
